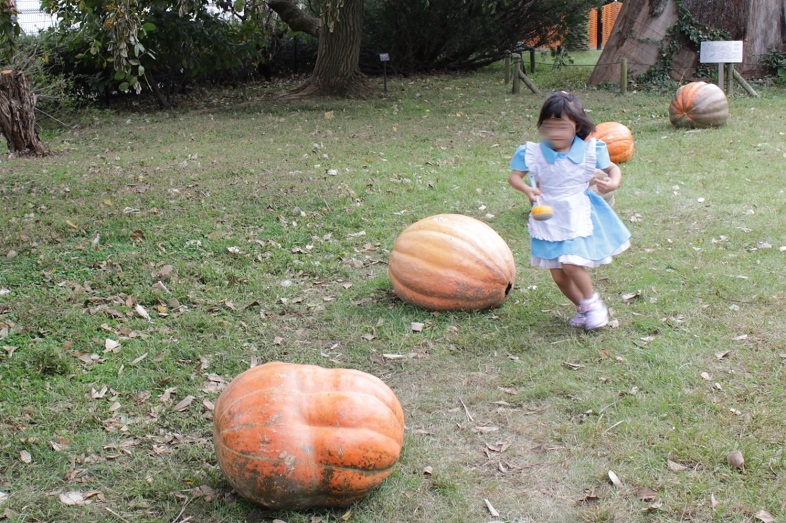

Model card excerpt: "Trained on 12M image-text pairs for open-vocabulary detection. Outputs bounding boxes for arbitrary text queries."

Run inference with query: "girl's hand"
[508,170,541,202]
[593,176,619,194]
[592,165,621,194]
[524,186,542,203]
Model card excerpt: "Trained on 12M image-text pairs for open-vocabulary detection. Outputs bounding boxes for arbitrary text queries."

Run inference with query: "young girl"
[508,91,631,329]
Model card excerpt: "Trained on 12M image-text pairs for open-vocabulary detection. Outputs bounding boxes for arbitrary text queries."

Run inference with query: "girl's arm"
[594,162,622,194]
[508,169,540,203]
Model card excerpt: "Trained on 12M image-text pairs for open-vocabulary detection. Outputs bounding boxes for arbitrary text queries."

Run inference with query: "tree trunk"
[267,0,321,37]
[289,0,369,98]
[589,0,786,85]
[0,70,49,157]
[589,0,678,85]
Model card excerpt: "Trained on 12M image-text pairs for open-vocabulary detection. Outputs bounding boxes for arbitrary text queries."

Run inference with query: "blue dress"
[510,137,631,268]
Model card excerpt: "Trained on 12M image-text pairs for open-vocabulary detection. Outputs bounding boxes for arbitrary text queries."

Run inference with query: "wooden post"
[512,54,521,94]
[504,51,511,84]
[529,49,536,73]
[620,58,627,95]
[517,68,540,95]
[717,63,724,91]
[732,68,760,98]
[0,70,49,157]
[726,63,734,96]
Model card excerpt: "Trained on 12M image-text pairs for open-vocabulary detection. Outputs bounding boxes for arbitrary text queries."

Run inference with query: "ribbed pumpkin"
[213,362,405,509]
[591,122,634,163]
[669,81,729,128]
[388,214,516,311]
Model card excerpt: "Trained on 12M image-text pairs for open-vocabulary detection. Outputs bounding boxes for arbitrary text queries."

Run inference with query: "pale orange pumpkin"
[669,81,729,128]
[213,362,405,509]
[591,121,634,163]
[388,214,516,311]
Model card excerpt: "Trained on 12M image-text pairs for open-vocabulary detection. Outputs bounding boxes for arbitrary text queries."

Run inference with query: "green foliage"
[7,34,79,113]
[760,47,786,83]
[362,0,603,74]
[38,0,277,100]
[0,0,20,64]
[637,0,729,88]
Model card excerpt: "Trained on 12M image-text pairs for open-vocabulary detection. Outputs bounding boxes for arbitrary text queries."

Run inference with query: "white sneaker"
[569,305,587,328]
[581,294,608,330]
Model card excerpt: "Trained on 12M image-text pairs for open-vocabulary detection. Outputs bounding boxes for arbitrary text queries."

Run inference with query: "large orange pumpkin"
[388,214,516,311]
[669,81,729,128]
[213,362,405,509]
[591,121,634,163]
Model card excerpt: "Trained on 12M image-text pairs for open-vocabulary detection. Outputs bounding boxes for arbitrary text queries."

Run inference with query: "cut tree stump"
[0,70,49,157]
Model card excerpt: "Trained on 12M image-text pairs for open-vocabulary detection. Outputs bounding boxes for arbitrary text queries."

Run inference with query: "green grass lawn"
[2,54,786,522]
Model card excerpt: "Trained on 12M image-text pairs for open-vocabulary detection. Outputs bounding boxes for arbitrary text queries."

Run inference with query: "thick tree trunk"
[589,0,678,85]
[590,0,786,85]
[0,70,49,157]
[267,0,321,37]
[289,0,369,98]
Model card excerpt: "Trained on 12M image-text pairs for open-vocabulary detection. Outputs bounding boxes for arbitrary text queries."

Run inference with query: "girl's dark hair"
[537,91,596,139]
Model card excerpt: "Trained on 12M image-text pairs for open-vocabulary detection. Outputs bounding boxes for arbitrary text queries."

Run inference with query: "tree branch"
[266,0,321,37]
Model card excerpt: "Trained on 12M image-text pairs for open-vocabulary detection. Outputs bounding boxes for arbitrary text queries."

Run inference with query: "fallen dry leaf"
[484,498,500,517]
[173,395,194,412]
[727,450,745,470]
[91,386,109,399]
[135,304,151,321]
[755,509,775,523]
[189,485,216,502]
[159,387,177,402]
[19,450,31,464]
[423,466,433,475]
[576,488,599,504]
[157,264,173,280]
[130,353,148,365]
[710,493,719,508]
[104,339,120,352]
[59,491,85,506]
[608,470,623,488]
[635,487,657,502]
[621,290,641,301]
[411,322,424,332]
[667,459,688,472]
[340,509,352,521]
[715,350,731,360]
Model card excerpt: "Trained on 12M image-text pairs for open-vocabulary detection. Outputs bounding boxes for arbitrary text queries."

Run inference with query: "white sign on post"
[700,41,743,63]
